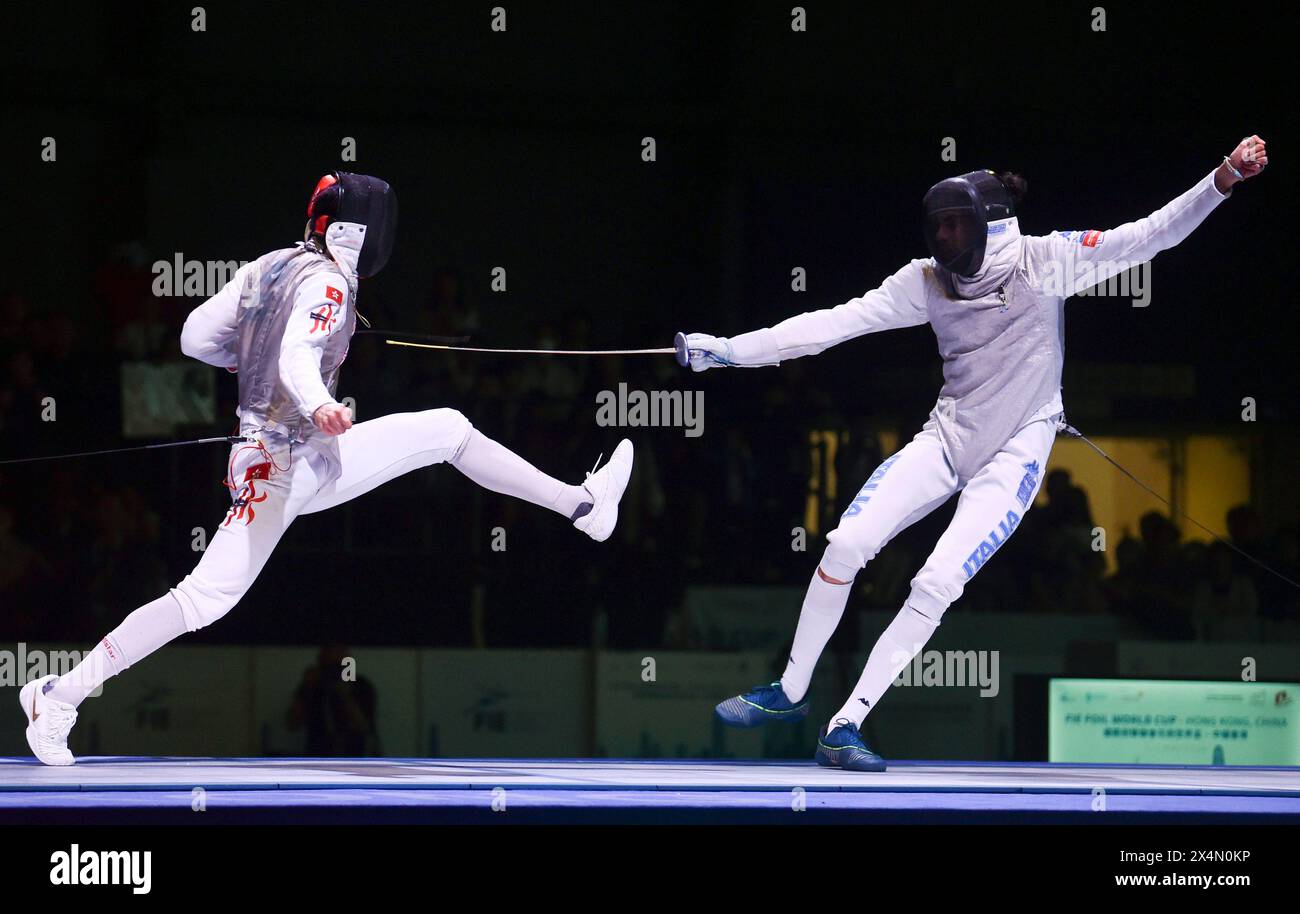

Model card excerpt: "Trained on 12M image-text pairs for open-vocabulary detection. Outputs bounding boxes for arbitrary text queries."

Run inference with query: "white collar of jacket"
[952,217,1021,299]
[323,220,364,294]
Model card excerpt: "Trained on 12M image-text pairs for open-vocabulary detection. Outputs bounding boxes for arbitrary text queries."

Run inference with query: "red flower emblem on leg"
[223,465,272,527]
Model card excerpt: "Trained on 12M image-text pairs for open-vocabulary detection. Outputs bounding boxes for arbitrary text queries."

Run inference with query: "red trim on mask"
[307,174,338,236]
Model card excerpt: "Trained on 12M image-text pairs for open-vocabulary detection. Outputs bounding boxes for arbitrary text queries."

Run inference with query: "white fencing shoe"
[573,439,634,542]
[19,674,78,766]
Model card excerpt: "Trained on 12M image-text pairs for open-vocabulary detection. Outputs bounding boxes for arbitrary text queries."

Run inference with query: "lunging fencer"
[681,136,1267,771]
[21,171,634,765]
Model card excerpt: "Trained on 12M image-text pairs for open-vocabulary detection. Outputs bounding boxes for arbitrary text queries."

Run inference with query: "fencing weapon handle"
[674,331,690,366]
[671,331,777,368]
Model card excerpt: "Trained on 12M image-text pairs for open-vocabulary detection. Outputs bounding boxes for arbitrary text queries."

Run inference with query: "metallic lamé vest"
[234,246,356,442]
[924,246,1064,481]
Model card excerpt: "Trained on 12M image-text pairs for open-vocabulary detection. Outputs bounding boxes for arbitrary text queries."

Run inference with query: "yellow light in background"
[1184,435,1251,539]
[805,430,840,536]
[878,429,899,458]
[1042,434,1250,572]
[805,430,820,536]
[1045,437,1171,573]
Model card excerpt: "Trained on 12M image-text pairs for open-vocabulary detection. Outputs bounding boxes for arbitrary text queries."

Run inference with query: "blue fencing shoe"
[815,718,887,772]
[715,682,810,728]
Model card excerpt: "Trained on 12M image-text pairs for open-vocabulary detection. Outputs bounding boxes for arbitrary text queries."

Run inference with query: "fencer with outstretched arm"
[678,136,1266,771]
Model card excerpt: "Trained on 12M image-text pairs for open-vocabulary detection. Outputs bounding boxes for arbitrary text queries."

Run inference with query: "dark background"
[2,1,1295,651]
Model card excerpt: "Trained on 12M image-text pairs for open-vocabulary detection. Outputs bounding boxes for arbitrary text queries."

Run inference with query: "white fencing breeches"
[789,413,1058,726]
[821,414,1057,622]
[170,408,473,632]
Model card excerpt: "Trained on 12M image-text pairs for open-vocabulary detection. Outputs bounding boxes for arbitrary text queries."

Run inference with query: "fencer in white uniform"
[21,172,635,765]
[687,137,1266,771]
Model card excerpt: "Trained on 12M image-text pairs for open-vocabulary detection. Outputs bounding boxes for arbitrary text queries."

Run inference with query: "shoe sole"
[815,747,887,772]
[716,701,810,728]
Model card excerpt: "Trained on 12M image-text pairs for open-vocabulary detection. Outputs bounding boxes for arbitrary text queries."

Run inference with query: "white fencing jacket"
[180,226,364,447]
[727,169,1231,481]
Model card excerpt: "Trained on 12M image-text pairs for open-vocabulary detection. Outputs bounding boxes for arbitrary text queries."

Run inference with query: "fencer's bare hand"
[1230,135,1268,179]
[313,402,353,436]
[1215,136,1267,193]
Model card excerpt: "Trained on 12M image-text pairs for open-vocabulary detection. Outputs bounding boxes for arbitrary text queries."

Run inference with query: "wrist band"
[1222,156,1243,180]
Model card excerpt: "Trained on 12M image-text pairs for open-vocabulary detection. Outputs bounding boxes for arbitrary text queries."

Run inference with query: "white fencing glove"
[674,332,736,372]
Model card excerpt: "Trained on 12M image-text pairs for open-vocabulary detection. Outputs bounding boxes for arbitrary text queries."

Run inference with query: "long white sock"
[779,570,853,704]
[48,593,188,707]
[829,601,938,730]
[451,429,590,519]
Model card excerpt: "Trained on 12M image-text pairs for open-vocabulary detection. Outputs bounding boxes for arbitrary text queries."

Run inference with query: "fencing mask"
[922,170,1014,277]
[305,172,399,277]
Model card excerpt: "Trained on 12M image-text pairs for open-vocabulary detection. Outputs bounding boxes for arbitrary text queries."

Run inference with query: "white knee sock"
[451,429,590,519]
[48,593,188,707]
[779,570,853,704]
[829,601,938,730]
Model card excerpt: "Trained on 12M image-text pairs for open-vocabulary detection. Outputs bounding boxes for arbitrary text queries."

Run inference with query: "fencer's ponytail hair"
[998,172,1029,209]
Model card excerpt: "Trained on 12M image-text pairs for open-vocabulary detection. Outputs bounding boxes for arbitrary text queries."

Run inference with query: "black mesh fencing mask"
[306,172,398,277]
[922,170,1013,276]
